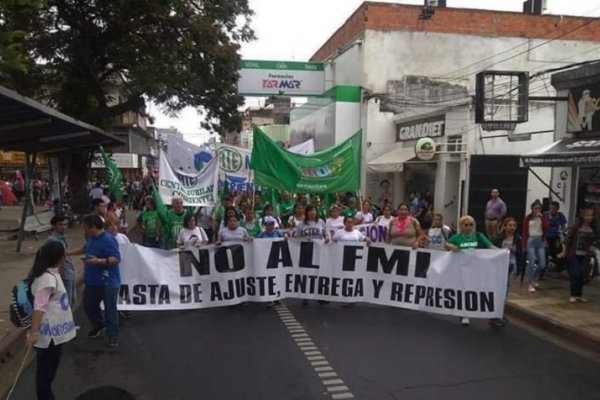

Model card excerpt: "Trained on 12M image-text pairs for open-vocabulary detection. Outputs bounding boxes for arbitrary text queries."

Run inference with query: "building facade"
[297,2,600,226]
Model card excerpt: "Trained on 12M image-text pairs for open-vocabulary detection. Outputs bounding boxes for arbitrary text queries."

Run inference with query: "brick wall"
[311,2,600,61]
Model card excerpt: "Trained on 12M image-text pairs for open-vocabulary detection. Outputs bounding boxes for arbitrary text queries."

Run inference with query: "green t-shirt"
[141,210,160,239]
[167,209,188,249]
[317,207,327,221]
[241,218,262,238]
[343,208,357,218]
[215,205,225,221]
[279,200,294,217]
[447,232,492,250]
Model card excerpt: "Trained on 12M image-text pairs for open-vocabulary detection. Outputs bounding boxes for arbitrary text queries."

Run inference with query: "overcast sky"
[151,0,600,144]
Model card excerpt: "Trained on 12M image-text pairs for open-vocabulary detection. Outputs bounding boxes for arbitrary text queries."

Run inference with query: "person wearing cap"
[258,217,285,239]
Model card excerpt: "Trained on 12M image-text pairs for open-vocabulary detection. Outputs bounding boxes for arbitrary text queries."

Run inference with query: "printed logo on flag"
[217,147,243,172]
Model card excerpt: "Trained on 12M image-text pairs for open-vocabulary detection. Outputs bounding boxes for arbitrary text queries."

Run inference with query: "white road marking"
[275,303,355,399]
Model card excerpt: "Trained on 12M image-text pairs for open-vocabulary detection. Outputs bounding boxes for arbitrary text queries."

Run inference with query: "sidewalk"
[506,271,600,353]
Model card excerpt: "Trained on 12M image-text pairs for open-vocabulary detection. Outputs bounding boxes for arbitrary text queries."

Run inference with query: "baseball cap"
[263,216,276,225]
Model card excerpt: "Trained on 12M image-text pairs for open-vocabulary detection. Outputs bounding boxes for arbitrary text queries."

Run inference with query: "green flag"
[100,147,124,201]
[151,182,169,225]
[251,127,302,191]
[251,126,362,194]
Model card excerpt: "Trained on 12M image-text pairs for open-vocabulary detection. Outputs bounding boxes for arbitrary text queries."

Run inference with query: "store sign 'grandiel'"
[396,116,445,141]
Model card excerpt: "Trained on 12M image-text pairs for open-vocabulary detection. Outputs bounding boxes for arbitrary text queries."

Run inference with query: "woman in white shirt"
[178,214,209,249]
[375,204,394,228]
[333,216,371,245]
[325,205,345,237]
[26,241,76,400]
[428,213,451,250]
[295,205,329,241]
[354,200,374,225]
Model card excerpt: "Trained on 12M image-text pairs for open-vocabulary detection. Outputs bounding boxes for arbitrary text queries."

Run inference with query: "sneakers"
[107,338,119,348]
[489,318,506,327]
[569,296,577,303]
[528,286,536,293]
[461,317,470,326]
[88,326,106,338]
[577,297,590,303]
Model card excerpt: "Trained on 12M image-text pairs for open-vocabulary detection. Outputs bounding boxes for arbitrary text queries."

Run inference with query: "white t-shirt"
[31,271,76,348]
[218,227,249,242]
[376,215,394,228]
[89,187,103,199]
[333,229,366,242]
[114,233,131,245]
[529,217,543,237]
[428,226,451,250]
[355,211,374,224]
[295,220,327,239]
[287,215,304,228]
[178,227,209,248]
[326,217,345,236]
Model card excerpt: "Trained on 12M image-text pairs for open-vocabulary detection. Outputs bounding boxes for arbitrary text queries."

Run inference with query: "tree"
[0,0,253,211]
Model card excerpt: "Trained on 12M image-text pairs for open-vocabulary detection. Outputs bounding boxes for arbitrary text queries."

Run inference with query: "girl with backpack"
[26,241,77,400]
[558,208,597,303]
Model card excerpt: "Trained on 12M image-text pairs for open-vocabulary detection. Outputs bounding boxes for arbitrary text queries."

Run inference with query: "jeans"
[569,255,585,297]
[526,236,546,286]
[35,341,63,400]
[83,285,119,339]
[62,278,75,305]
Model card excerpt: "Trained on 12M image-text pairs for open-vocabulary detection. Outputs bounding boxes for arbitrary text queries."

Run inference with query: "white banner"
[118,241,509,318]
[288,138,315,155]
[158,149,218,206]
[166,135,213,173]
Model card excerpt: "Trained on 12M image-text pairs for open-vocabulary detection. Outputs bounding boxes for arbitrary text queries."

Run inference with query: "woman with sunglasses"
[446,215,496,326]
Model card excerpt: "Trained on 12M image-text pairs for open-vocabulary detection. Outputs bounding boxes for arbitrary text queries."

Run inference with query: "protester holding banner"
[219,207,240,231]
[428,214,452,251]
[522,200,549,293]
[217,215,251,244]
[166,196,189,249]
[241,206,262,238]
[287,203,305,229]
[491,217,524,327]
[294,205,329,242]
[212,197,234,233]
[257,217,285,239]
[355,200,374,224]
[375,204,394,229]
[445,215,496,326]
[258,204,281,230]
[177,214,209,250]
[326,205,345,235]
[139,196,162,248]
[333,216,371,244]
[386,203,425,248]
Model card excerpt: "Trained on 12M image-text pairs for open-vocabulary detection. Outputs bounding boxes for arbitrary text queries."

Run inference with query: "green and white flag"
[99,146,123,200]
[251,126,361,193]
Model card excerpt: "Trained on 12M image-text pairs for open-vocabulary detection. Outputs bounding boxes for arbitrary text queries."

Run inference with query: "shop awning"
[521,137,600,167]
[367,147,415,173]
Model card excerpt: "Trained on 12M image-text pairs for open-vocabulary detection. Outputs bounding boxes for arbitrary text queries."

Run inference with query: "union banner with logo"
[158,150,218,206]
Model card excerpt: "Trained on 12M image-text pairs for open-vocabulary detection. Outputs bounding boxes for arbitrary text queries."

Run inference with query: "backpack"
[10,272,54,328]
[10,278,35,328]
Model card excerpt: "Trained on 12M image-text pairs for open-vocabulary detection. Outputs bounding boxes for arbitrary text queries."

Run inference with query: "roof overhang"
[0,85,125,153]
[520,136,600,167]
[368,146,416,173]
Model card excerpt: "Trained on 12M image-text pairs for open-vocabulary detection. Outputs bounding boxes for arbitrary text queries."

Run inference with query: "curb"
[505,301,600,354]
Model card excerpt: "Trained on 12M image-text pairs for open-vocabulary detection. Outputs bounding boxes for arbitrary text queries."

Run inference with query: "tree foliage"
[0,0,254,132]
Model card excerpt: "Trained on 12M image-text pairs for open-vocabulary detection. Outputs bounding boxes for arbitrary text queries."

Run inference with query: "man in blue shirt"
[257,217,285,238]
[544,201,567,269]
[68,214,121,348]
[47,215,75,305]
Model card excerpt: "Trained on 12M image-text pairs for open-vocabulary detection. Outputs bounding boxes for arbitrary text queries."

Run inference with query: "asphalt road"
[11,301,600,400]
